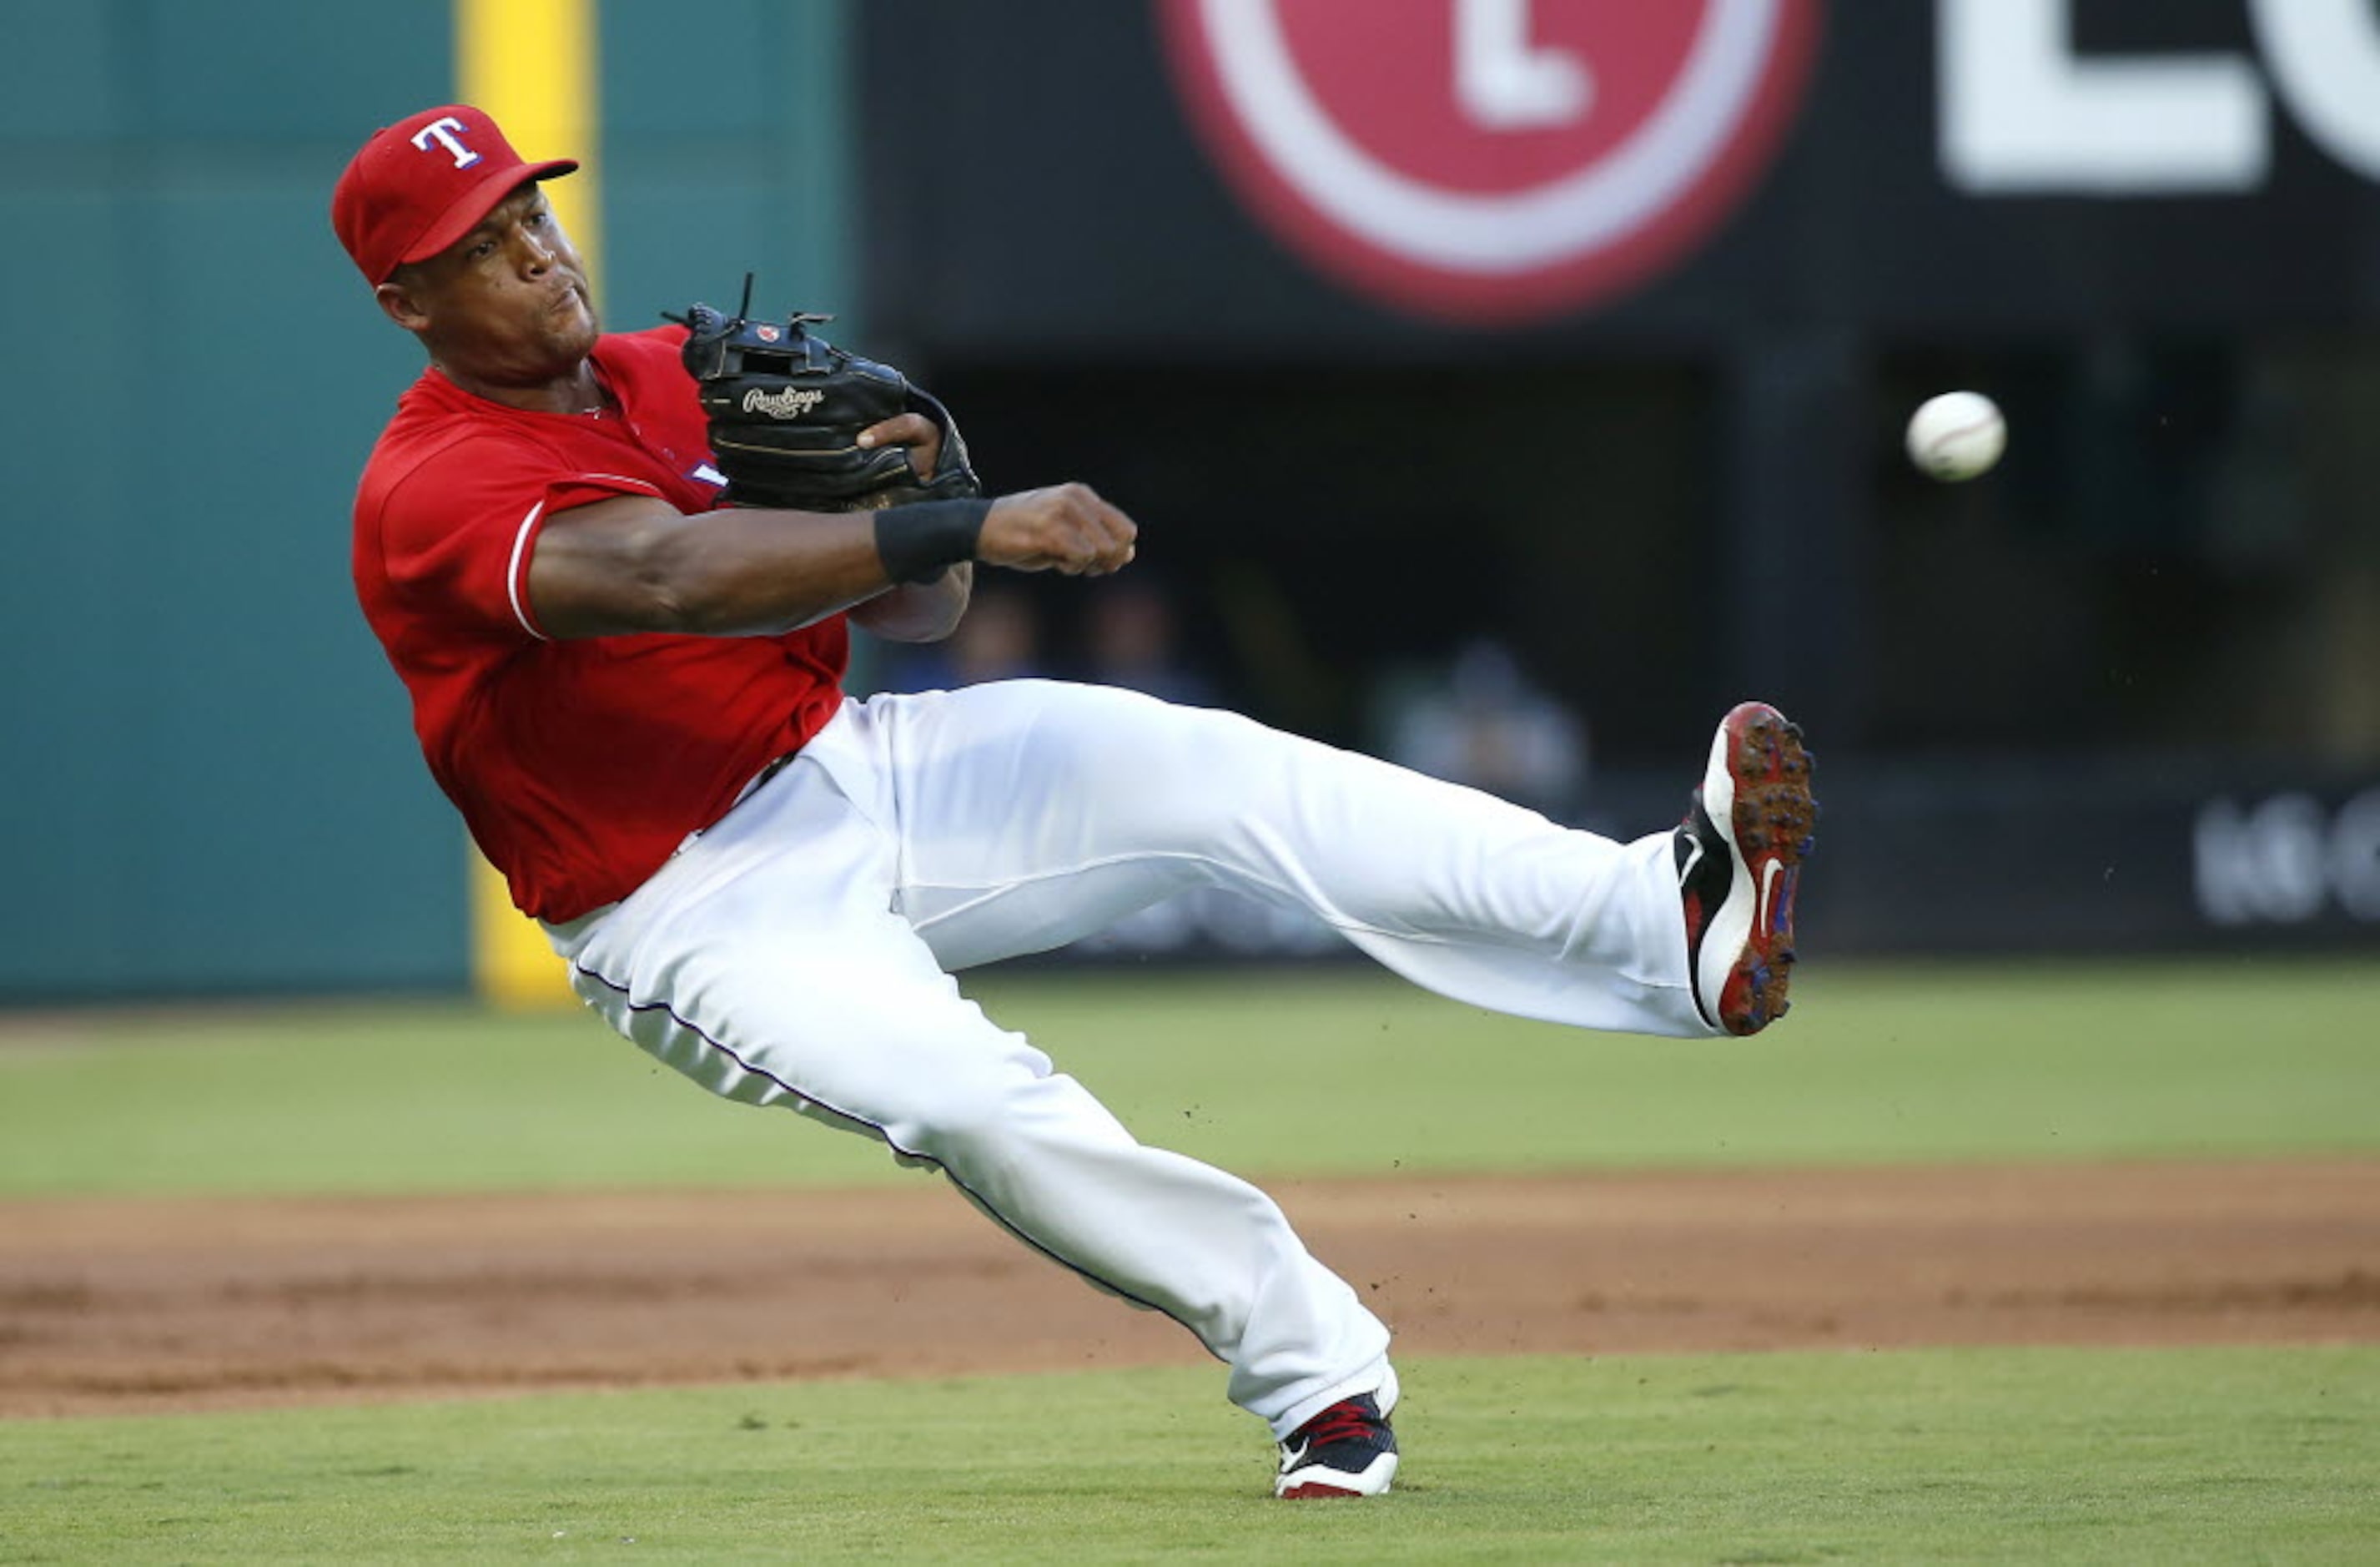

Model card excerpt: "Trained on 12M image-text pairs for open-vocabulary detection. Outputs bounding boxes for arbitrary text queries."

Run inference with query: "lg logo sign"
[2195,790,2380,926]
[1160,0,1823,325]
[1943,0,2380,193]
[1160,3,2380,322]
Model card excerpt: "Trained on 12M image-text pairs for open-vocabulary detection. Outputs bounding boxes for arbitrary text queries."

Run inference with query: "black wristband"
[874,498,990,585]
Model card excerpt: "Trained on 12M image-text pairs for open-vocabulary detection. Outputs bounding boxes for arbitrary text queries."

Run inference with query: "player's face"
[396,184,601,386]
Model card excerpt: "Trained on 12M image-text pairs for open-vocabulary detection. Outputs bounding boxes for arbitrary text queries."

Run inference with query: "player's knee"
[1078,691,1281,824]
[892,1066,1099,1172]
[886,1066,1035,1166]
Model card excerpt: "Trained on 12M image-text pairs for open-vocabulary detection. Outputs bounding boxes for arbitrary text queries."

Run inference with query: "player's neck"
[434,357,606,416]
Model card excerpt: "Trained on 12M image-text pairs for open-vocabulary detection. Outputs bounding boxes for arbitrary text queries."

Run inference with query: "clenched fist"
[979,484,1138,577]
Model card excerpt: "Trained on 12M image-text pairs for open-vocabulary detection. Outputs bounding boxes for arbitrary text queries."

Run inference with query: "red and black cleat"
[1274,1387,1399,1499]
[1676,702,1818,1036]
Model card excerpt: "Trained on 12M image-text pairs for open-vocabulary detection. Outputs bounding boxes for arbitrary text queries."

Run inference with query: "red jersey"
[352,325,848,922]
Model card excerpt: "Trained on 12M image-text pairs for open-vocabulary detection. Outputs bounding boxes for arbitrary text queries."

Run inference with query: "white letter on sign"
[2251,0,2380,183]
[2328,788,2380,920]
[1938,0,2267,194]
[1455,0,1592,130]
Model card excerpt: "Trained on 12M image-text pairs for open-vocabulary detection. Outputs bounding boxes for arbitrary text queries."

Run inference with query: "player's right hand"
[979,484,1138,577]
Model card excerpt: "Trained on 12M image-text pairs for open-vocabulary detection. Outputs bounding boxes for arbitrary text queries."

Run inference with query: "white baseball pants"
[543,680,1705,1438]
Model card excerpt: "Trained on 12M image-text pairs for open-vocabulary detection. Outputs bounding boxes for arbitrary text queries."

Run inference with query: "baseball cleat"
[1274,1370,1400,1499]
[1676,701,1817,1036]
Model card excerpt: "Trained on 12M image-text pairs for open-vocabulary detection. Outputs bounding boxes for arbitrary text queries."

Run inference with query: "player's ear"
[375,272,434,333]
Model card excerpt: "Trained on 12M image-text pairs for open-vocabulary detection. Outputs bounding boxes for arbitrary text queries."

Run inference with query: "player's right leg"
[540,740,1394,1462]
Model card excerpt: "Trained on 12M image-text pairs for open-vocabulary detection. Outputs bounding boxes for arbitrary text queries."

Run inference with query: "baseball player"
[334,105,1816,1501]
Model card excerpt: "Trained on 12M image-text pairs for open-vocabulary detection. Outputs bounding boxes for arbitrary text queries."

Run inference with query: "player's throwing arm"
[979,485,1137,577]
[677,292,1136,587]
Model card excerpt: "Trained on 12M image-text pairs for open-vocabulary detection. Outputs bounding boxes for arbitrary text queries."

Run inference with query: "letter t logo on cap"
[410,115,481,169]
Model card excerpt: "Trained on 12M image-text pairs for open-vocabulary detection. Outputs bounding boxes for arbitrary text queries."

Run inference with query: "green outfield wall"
[0,0,856,999]
[6,2,2372,1002]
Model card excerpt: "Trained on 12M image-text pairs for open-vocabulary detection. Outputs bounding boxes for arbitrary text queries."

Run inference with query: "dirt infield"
[3,1160,2374,1418]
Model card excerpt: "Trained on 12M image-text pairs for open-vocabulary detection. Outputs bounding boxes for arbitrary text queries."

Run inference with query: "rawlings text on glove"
[675,291,980,512]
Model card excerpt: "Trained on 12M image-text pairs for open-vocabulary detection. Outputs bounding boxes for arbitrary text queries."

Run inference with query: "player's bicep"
[526,494,697,640]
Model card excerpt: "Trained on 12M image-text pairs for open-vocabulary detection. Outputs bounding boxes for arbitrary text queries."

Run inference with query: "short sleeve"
[376,435,666,643]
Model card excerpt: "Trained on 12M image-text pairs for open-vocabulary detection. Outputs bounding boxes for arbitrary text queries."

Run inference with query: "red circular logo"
[1159,0,1824,325]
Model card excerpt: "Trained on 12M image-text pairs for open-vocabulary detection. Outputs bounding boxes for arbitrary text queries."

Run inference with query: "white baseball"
[1905,391,2005,482]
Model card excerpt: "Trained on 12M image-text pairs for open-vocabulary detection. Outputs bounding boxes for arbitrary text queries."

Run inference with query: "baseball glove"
[672,285,981,511]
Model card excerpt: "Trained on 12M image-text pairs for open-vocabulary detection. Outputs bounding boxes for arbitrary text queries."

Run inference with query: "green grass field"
[1,958,2373,1197]
[2,959,2375,1563]
[4,1351,2373,1564]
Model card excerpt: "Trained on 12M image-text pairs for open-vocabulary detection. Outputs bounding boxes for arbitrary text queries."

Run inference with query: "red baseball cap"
[331,104,578,284]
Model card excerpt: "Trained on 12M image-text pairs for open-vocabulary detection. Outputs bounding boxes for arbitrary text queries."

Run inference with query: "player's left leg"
[813,680,1807,1039]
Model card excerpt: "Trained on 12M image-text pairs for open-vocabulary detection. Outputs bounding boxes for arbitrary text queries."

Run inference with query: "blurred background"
[2,0,2374,1005]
